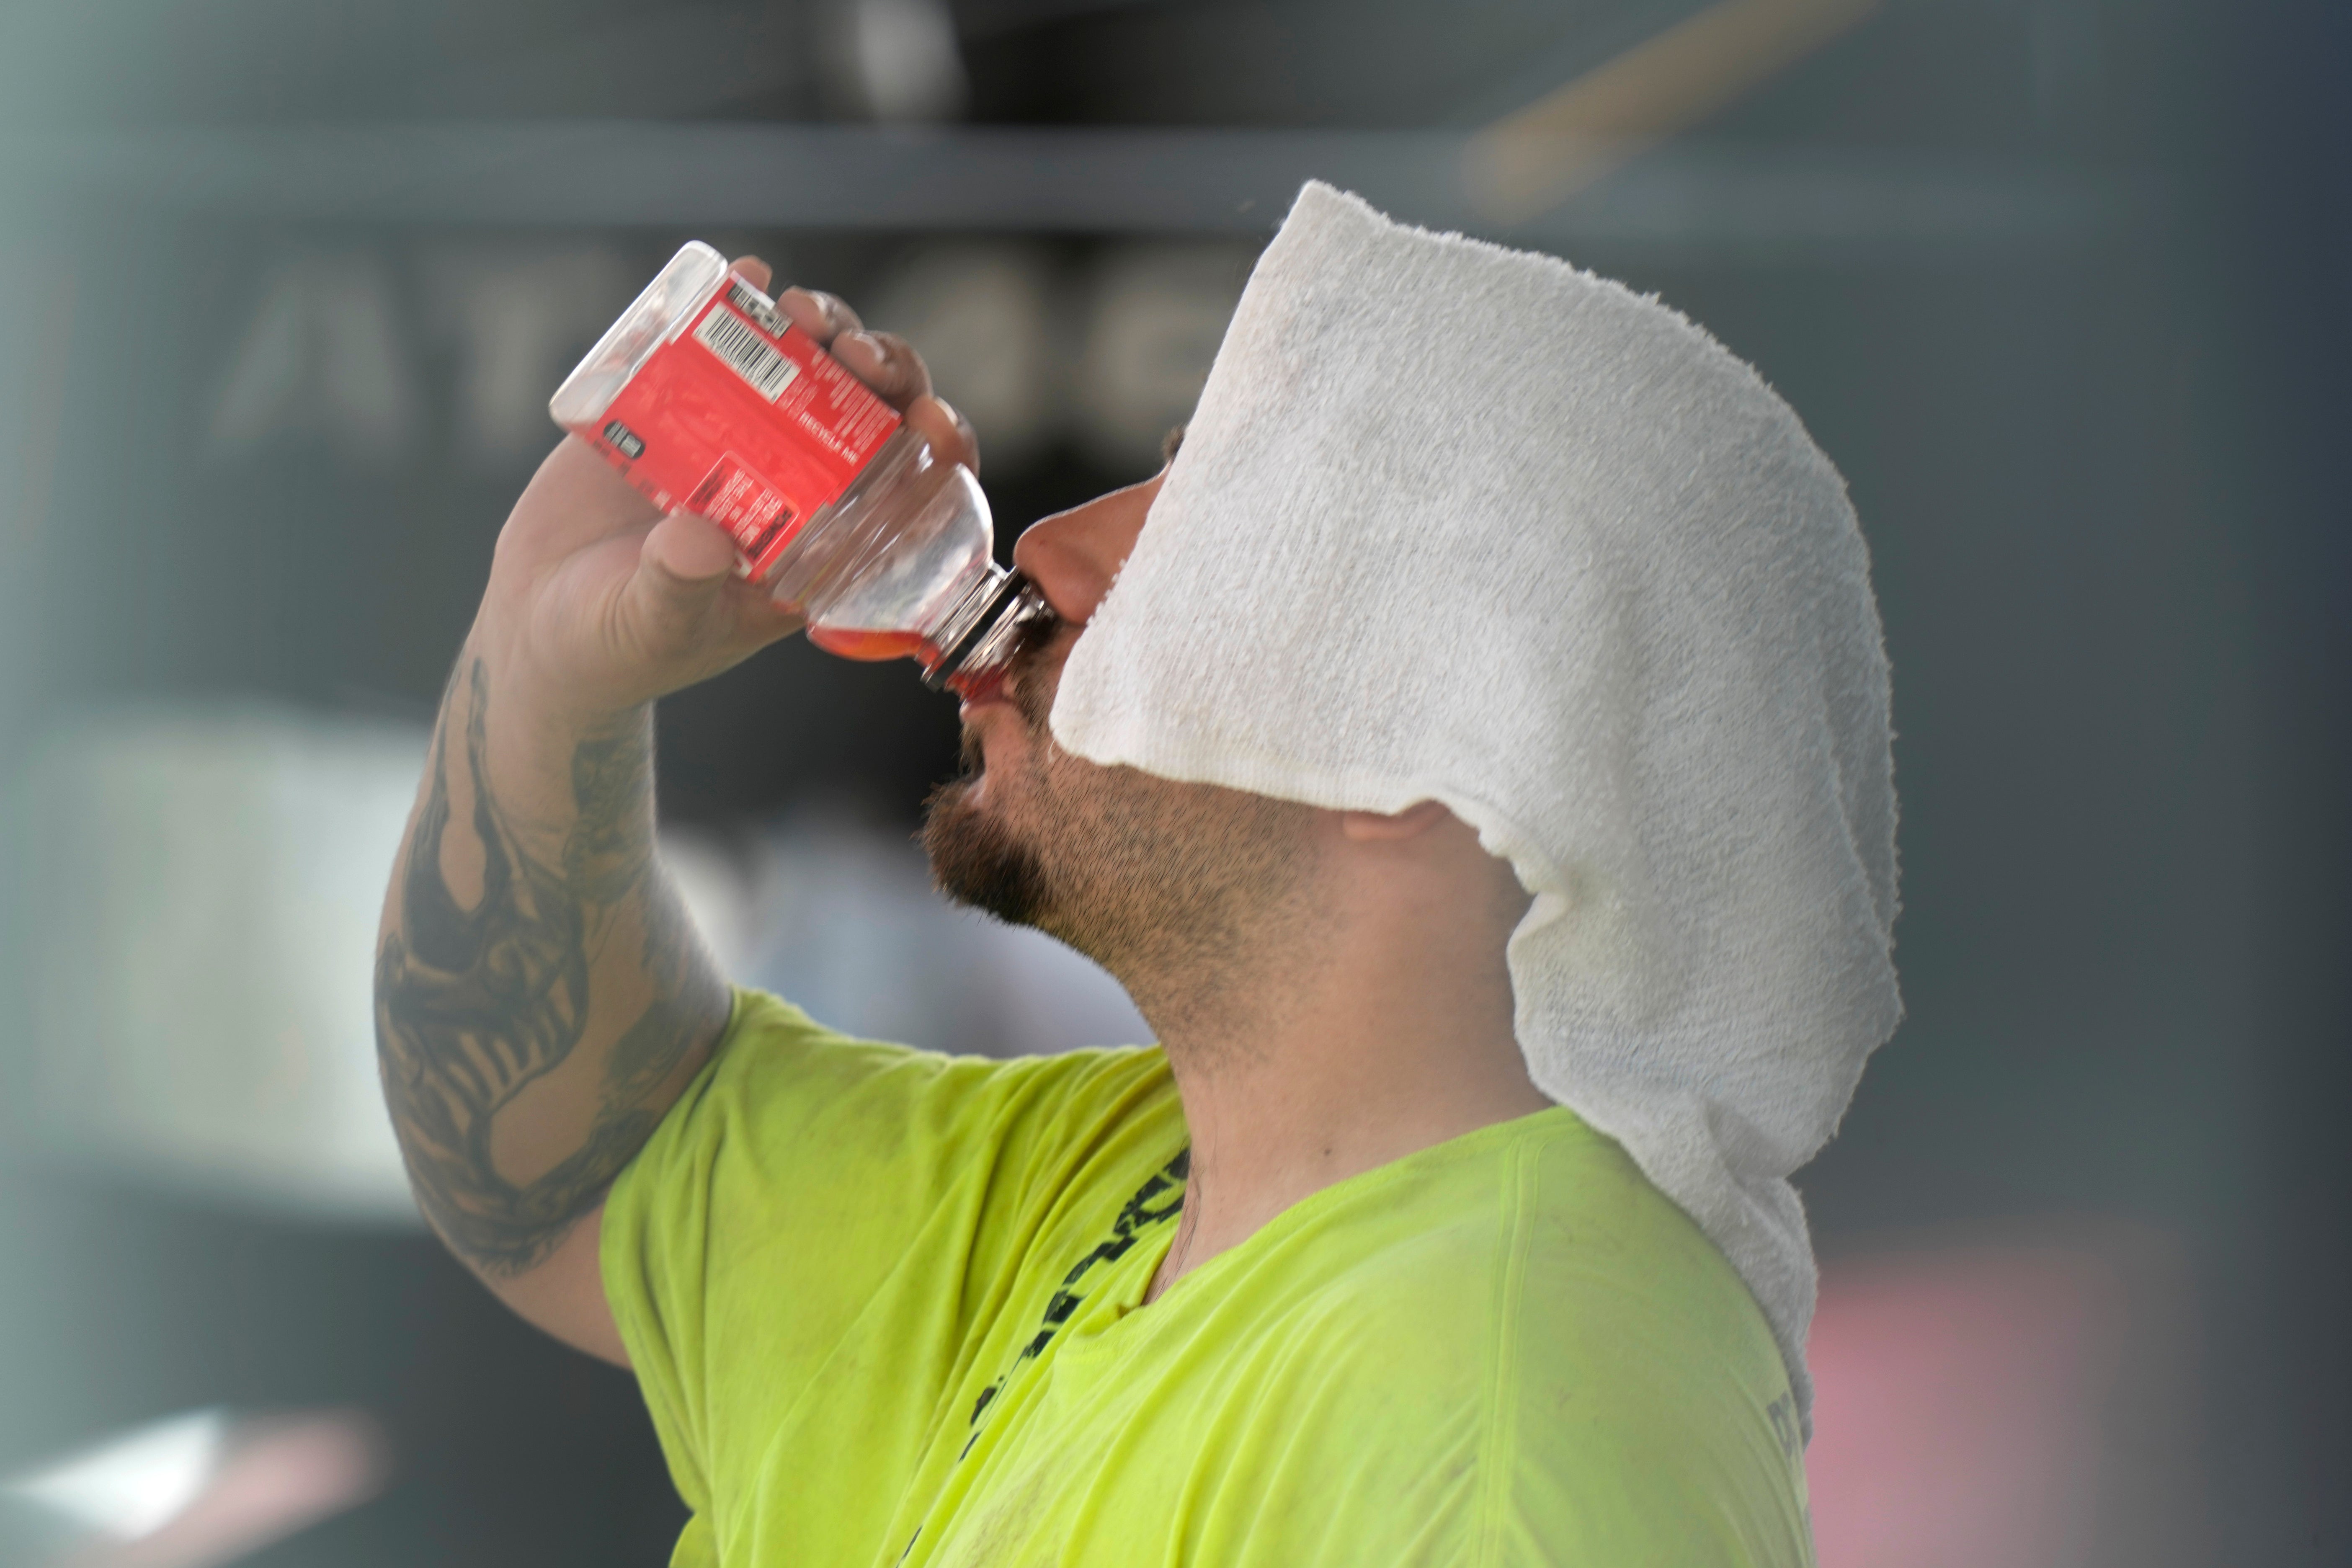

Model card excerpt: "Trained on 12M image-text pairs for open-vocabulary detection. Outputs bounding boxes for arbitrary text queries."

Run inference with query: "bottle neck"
[924,566,1046,692]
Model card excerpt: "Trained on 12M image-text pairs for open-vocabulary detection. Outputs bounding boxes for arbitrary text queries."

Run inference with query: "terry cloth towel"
[1050,181,1901,1426]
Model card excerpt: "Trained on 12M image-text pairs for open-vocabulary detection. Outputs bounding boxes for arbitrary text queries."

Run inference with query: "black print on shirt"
[1767,1392,1801,1462]
[961,1149,1190,1443]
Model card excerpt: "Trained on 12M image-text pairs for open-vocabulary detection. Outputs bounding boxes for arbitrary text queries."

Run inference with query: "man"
[376,183,1897,1565]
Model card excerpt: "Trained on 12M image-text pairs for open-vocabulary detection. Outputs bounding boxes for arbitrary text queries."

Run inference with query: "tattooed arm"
[374,654,727,1359]
[374,254,979,1359]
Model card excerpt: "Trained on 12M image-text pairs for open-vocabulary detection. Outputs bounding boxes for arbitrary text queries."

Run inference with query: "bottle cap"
[928,569,1047,691]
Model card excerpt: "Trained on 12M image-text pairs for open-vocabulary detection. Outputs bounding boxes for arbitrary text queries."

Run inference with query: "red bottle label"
[573,281,903,580]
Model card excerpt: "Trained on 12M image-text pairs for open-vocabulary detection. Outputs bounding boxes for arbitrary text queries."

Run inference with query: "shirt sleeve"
[598,988,1175,1537]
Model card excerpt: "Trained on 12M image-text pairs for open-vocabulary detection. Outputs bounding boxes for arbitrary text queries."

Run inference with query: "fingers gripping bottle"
[549,242,1043,696]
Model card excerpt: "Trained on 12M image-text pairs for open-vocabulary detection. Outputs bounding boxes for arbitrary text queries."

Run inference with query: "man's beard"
[921,616,1317,1003]
[922,740,1052,928]
[922,610,1063,930]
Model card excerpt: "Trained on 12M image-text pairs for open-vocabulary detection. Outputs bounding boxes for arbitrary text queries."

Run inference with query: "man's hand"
[375,255,978,1358]
[476,255,982,722]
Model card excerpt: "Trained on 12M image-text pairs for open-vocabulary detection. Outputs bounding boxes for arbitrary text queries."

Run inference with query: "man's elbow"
[467,1203,633,1369]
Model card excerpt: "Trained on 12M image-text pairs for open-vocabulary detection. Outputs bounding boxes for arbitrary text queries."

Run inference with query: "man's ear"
[1337,799,1452,842]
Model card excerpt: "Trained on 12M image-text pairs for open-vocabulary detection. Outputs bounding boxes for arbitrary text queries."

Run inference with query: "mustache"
[1004,603,1067,731]
[1007,601,1065,677]
[951,602,1066,781]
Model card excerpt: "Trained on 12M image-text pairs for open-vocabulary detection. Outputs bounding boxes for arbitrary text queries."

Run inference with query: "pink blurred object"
[15,1409,388,1568]
[1805,1225,2207,1568]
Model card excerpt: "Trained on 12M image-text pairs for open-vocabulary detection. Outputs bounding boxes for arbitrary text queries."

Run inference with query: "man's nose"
[1010,473,1161,626]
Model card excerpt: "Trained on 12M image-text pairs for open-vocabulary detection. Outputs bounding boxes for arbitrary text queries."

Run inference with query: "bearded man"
[375,183,1898,1567]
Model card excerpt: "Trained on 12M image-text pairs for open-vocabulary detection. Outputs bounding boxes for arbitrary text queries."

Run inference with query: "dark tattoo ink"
[374,658,724,1276]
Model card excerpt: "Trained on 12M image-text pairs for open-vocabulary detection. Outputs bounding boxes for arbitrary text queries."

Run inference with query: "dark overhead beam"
[954,0,1171,41]
[0,121,2160,257]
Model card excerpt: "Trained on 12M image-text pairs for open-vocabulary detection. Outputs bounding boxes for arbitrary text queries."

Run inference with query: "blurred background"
[0,0,2344,1563]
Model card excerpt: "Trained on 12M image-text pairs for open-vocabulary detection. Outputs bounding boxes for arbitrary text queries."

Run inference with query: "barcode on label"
[695,307,801,401]
[727,279,791,336]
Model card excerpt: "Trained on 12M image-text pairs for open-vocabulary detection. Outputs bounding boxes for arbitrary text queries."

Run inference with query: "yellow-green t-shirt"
[601,990,1814,1567]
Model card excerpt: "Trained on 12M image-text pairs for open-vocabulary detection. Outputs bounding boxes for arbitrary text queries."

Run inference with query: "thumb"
[625,510,740,649]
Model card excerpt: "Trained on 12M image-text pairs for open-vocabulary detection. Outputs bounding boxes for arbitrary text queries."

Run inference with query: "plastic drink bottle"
[549,241,1041,694]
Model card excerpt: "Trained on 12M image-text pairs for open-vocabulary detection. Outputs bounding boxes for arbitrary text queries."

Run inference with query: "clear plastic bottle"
[549,241,1042,696]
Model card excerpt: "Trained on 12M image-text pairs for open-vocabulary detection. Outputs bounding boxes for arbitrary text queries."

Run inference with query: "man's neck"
[1134,869,1550,1304]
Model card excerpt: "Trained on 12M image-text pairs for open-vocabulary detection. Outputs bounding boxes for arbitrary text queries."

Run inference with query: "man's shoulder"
[1251,1109,1787,1416]
[697,988,1179,1153]
[1242,1109,1806,1561]
[1272,1109,1724,1308]
[1183,1113,1811,1564]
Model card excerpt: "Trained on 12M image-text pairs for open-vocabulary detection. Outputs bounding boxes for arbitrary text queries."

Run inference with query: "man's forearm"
[374,644,731,1279]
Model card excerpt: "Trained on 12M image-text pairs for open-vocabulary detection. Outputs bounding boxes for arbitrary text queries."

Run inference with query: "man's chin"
[921,776,1050,929]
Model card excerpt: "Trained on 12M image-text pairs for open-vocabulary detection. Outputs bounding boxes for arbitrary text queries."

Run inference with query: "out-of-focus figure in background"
[4,707,1144,1221]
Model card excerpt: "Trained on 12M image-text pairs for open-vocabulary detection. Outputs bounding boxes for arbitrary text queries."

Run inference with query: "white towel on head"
[1050,181,1900,1426]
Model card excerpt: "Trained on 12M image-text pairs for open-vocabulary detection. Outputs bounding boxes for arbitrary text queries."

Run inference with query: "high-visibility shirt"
[602,990,1814,1566]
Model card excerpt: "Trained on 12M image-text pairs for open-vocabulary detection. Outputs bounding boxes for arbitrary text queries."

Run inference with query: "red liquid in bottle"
[807,625,939,667]
[805,624,1008,704]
